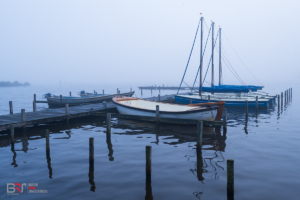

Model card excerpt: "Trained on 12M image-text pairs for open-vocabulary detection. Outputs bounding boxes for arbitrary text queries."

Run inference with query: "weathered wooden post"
[69,92,71,96]
[278,95,280,112]
[33,101,36,112]
[189,99,192,104]
[285,91,286,105]
[146,146,152,177]
[245,100,248,119]
[21,109,26,121]
[256,96,258,109]
[197,121,203,149]
[10,124,14,143]
[281,92,283,107]
[65,104,69,115]
[227,159,234,198]
[106,113,111,135]
[156,105,159,123]
[9,101,13,114]
[208,95,210,103]
[45,129,50,153]
[33,94,37,112]
[158,94,160,102]
[145,145,152,199]
[89,137,95,191]
[89,137,94,165]
[60,95,62,103]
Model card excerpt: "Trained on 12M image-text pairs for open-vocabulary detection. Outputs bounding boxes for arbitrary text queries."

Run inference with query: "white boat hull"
[115,104,217,121]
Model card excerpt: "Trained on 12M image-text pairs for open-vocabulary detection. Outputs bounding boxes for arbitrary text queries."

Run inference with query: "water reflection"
[106,134,114,161]
[11,142,18,168]
[116,119,227,184]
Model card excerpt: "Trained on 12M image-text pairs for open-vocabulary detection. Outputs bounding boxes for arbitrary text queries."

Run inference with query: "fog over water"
[0,0,299,87]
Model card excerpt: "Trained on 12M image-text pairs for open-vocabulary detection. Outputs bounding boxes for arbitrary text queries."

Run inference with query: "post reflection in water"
[45,130,53,179]
[11,142,18,168]
[106,133,114,161]
[191,126,226,185]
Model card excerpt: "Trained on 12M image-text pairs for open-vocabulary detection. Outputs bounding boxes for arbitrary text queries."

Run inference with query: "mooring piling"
[278,95,280,112]
[106,113,111,135]
[69,92,71,96]
[156,105,159,123]
[89,137,94,164]
[21,109,26,121]
[146,146,152,177]
[158,94,160,102]
[103,90,104,94]
[10,124,14,143]
[94,90,96,93]
[45,129,50,153]
[33,94,37,112]
[256,96,258,109]
[227,159,234,198]
[245,100,248,120]
[9,101,13,114]
[285,91,287,105]
[281,92,283,107]
[65,104,69,115]
[89,137,95,191]
[197,121,203,149]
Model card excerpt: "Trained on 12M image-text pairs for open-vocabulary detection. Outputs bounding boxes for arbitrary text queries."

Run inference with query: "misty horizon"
[1,0,299,87]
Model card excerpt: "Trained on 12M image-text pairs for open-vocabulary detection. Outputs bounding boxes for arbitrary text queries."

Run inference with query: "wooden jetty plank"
[91,112,225,126]
[0,102,116,131]
[0,92,188,131]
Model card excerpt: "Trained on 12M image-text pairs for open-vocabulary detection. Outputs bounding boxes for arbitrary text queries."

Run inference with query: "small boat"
[175,94,270,108]
[112,97,224,122]
[44,91,135,108]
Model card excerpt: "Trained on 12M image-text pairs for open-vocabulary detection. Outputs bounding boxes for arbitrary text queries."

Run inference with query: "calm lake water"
[0,83,299,200]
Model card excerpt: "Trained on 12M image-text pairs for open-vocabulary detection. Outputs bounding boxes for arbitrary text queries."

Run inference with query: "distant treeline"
[0,81,30,87]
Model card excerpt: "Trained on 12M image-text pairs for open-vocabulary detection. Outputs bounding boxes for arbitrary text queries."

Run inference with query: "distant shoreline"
[0,81,30,87]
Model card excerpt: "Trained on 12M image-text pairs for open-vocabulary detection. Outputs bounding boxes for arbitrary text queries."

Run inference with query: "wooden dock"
[0,92,228,131]
[0,103,116,131]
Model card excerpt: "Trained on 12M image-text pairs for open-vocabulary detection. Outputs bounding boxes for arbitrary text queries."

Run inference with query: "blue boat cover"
[200,85,263,93]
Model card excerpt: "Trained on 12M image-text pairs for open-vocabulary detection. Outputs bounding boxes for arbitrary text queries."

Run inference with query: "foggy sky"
[0,0,299,86]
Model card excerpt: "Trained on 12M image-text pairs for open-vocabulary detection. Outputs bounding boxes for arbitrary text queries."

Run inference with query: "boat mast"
[219,27,222,86]
[199,16,204,98]
[211,22,215,88]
